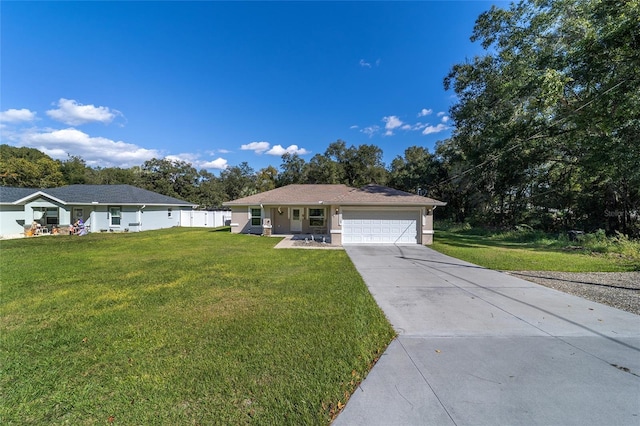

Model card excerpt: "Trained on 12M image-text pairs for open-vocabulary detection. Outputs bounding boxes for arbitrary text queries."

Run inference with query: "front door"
[74,208,84,222]
[291,208,302,233]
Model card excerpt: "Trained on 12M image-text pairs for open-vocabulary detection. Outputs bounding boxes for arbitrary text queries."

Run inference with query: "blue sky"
[1,1,505,174]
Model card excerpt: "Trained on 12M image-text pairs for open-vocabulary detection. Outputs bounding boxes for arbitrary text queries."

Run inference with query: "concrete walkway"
[334,245,640,426]
[273,234,343,250]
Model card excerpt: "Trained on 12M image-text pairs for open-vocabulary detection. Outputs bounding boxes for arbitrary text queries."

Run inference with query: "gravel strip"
[506,271,640,315]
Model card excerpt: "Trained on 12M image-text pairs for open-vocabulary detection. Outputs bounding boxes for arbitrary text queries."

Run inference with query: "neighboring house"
[223,184,446,245]
[0,184,198,238]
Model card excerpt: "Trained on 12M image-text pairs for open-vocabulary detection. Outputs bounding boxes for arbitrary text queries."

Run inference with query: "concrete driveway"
[334,245,640,426]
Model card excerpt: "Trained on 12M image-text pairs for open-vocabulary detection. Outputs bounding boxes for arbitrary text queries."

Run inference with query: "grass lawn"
[432,230,640,272]
[1,228,394,425]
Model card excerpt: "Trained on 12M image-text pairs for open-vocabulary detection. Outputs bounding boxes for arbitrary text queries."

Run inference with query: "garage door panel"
[342,210,419,244]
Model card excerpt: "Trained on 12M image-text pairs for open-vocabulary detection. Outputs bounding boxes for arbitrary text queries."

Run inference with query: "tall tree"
[0,145,65,187]
[324,140,387,187]
[306,153,342,184]
[194,170,226,209]
[140,158,200,200]
[388,146,445,196]
[276,153,307,187]
[219,162,256,200]
[443,0,640,233]
[349,144,388,187]
[256,165,278,192]
[0,157,65,188]
[88,166,140,185]
[59,155,89,185]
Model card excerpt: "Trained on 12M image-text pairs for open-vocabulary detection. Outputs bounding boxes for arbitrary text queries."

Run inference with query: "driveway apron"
[334,245,640,426]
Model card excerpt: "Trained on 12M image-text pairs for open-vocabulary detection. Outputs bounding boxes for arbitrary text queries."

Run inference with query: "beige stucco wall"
[329,204,342,245]
[421,208,434,245]
[271,207,289,234]
[231,205,333,237]
[230,204,437,245]
[229,207,250,234]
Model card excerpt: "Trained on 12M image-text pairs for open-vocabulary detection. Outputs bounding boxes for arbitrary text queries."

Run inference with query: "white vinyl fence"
[180,210,231,228]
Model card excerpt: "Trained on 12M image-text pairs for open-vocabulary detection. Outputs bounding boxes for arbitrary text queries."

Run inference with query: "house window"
[34,207,59,225]
[308,208,325,227]
[45,208,59,225]
[109,207,121,226]
[250,208,261,226]
[168,208,173,218]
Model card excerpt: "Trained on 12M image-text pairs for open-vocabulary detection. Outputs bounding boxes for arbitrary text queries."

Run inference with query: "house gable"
[223,184,446,246]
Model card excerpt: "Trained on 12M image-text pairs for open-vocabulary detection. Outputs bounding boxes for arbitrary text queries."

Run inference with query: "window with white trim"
[250,208,261,226]
[109,206,121,226]
[33,207,59,225]
[308,208,325,227]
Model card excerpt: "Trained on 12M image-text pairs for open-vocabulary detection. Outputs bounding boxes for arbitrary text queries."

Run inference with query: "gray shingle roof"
[223,184,446,206]
[1,185,195,206]
[0,187,42,203]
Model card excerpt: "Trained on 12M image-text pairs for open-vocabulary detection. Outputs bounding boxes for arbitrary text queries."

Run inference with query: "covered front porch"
[228,203,341,245]
[265,205,330,236]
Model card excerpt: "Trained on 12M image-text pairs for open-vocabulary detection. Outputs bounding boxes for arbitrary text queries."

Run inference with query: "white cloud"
[165,153,228,170]
[165,153,198,164]
[242,141,309,156]
[383,115,403,129]
[357,109,451,138]
[383,115,403,136]
[266,144,309,156]
[0,108,37,123]
[241,141,270,154]
[400,122,428,132]
[2,103,231,170]
[359,59,371,68]
[205,149,231,155]
[5,125,231,170]
[350,125,359,129]
[437,111,446,117]
[422,123,449,135]
[201,158,228,170]
[46,98,122,126]
[361,125,380,138]
[20,127,160,168]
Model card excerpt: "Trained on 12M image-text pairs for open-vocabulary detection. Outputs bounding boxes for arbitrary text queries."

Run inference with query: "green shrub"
[583,231,640,260]
[491,225,550,243]
[433,229,639,271]
[435,220,472,233]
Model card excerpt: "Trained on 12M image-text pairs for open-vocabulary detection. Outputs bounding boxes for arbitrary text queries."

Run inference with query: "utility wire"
[430,78,630,189]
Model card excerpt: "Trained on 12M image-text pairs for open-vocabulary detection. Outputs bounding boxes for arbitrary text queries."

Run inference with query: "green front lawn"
[432,230,640,272]
[1,228,394,425]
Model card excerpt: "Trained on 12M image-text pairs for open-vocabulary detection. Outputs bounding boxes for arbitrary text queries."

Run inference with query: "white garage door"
[342,210,418,244]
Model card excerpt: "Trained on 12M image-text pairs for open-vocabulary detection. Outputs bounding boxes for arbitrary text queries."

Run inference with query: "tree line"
[1,0,638,236]
[440,0,639,236]
[0,140,440,209]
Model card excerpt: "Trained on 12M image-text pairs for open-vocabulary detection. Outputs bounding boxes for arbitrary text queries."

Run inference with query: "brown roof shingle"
[223,184,446,206]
